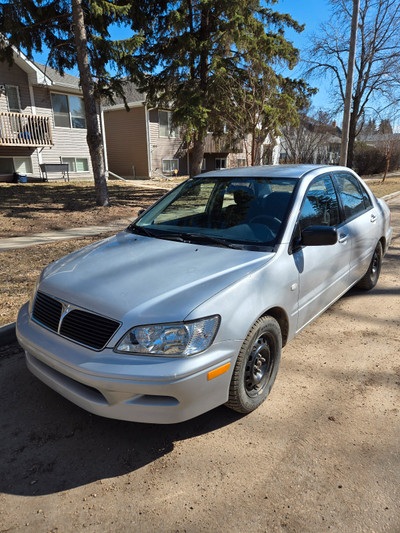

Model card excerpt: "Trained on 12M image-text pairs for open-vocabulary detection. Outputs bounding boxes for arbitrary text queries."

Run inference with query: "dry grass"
[0,181,169,238]
[0,234,114,325]
[363,177,400,198]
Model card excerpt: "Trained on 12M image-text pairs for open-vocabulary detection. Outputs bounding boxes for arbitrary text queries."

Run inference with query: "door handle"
[338,233,348,244]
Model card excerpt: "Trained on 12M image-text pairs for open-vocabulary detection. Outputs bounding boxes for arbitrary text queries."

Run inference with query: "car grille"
[32,291,121,350]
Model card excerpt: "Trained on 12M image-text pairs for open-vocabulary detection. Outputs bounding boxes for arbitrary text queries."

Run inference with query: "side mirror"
[138,208,146,216]
[301,225,337,246]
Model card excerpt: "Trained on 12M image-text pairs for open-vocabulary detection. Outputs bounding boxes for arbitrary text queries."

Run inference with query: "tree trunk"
[71,0,110,207]
[190,137,205,177]
[382,144,391,183]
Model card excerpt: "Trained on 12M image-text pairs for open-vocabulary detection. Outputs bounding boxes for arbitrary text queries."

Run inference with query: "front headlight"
[115,315,220,357]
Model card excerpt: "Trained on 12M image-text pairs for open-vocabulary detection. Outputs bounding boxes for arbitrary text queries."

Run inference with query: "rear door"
[294,174,351,332]
[333,172,379,285]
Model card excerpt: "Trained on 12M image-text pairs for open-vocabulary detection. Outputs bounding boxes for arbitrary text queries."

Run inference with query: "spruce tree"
[132,0,313,175]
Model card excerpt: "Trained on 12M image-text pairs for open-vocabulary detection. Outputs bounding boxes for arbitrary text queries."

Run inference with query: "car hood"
[38,231,274,324]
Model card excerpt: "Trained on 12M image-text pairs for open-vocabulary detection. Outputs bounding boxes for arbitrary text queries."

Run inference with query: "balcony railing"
[0,112,53,147]
[204,133,244,154]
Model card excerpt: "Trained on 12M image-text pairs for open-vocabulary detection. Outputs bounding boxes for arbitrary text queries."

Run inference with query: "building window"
[14,157,33,174]
[62,157,89,172]
[237,158,246,167]
[201,158,206,171]
[162,159,178,174]
[159,110,176,138]
[5,85,21,112]
[0,157,32,174]
[51,93,86,129]
[215,158,227,170]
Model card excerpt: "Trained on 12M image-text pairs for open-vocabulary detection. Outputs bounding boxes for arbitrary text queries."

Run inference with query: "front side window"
[334,172,369,220]
[299,175,340,232]
[51,94,86,129]
[5,85,21,112]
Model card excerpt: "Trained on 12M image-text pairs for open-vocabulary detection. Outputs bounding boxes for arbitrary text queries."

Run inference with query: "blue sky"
[31,0,334,112]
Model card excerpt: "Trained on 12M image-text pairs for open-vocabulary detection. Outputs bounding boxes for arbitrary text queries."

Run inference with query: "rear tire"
[226,316,281,414]
[356,241,382,290]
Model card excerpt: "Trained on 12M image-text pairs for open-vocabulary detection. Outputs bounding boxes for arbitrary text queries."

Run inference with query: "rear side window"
[299,175,340,232]
[334,173,371,220]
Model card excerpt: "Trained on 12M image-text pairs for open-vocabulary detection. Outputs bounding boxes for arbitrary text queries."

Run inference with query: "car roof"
[197,164,347,180]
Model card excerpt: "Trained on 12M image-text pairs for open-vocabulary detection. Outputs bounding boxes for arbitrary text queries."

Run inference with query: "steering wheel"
[250,214,281,233]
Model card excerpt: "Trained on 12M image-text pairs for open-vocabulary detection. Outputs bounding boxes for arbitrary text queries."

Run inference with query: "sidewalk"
[0,217,133,251]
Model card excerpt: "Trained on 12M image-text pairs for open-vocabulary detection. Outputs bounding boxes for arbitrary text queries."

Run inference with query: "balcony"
[204,133,244,154]
[0,112,53,147]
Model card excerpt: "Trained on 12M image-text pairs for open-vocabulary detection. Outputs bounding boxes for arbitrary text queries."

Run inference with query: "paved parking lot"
[0,195,399,532]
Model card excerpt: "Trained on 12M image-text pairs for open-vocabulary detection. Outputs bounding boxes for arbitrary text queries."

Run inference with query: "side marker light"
[207,362,231,381]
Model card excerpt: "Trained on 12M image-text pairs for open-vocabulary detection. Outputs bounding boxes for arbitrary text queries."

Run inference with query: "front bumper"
[17,303,240,424]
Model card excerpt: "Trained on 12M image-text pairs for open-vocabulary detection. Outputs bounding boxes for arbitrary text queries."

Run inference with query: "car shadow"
[0,346,242,496]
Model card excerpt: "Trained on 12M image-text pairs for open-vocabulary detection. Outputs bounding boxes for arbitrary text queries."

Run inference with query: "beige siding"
[0,61,32,113]
[34,87,93,179]
[148,109,188,176]
[1,62,94,180]
[104,106,149,178]
[0,62,37,178]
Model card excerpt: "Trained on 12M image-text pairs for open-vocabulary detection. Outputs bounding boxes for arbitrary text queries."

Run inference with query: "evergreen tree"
[0,0,141,206]
[378,119,393,135]
[132,0,314,176]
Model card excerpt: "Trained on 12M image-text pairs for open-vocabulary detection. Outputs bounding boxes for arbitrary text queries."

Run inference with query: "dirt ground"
[0,197,399,532]
[0,181,173,238]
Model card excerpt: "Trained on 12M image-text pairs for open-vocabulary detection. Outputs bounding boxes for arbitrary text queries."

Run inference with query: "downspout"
[145,105,152,177]
[100,102,109,179]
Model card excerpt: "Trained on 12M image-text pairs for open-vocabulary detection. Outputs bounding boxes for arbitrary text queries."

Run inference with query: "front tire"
[356,241,382,290]
[226,316,281,414]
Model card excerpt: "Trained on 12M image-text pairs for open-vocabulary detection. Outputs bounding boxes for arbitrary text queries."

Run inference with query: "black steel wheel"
[356,241,383,290]
[226,316,281,414]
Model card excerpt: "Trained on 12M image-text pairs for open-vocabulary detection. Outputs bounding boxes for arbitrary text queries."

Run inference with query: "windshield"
[131,176,297,249]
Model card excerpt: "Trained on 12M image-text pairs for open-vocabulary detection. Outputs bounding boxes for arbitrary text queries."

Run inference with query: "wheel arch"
[260,306,289,347]
[379,236,387,254]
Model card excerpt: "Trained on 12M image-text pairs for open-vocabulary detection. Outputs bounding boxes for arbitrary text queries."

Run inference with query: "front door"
[295,174,351,332]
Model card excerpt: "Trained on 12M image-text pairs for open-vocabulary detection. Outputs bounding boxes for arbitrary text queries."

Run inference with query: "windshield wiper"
[129,225,187,242]
[183,233,243,249]
[128,224,158,238]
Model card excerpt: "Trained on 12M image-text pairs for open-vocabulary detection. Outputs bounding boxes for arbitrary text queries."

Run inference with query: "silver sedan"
[16,165,393,423]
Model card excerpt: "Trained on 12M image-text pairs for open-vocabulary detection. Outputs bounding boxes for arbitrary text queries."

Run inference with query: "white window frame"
[5,85,21,113]
[215,158,227,170]
[61,157,89,173]
[201,158,206,171]
[51,93,87,129]
[162,158,179,175]
[159,110,176,138]
[0,156,33,174]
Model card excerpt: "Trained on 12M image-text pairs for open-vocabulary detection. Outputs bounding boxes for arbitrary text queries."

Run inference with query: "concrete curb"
[382,190,400,201]
[0,322,16,345]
